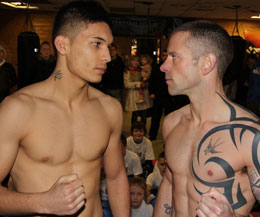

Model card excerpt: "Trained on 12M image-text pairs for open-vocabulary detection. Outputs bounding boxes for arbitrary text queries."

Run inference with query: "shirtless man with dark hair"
[153,21,260,217]
[0,1,129,217]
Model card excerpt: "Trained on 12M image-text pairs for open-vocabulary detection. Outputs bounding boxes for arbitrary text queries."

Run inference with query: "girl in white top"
[130,177,153,217]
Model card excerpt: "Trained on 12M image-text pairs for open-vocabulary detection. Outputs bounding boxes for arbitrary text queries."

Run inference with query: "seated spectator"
[146,152,166,206]
[127,121,155,178]
[130,177,153,217]
[121,134,143,178]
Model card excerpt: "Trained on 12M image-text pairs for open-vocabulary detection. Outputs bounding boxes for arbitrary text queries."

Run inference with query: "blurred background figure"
[247,55,260,117]
[32,41,56,83]
[0,45,17,103]
[129,177,153,217]
[101,43,125,104]
[236,54,257,107]
[148,49,177,140]
[124,55,152,126]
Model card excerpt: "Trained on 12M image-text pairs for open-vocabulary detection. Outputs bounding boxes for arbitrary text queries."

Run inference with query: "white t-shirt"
[127,136,155,164]
[124,149,143,176]
[146,171,163,189]
[131,200,153,217]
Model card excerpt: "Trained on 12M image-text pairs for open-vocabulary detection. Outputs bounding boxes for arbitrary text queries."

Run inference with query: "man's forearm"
[153,179,173,217]
[0,186,43,215]
[106,174,130,217]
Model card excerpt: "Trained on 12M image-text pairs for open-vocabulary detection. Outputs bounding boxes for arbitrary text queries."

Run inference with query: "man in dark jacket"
[0,45,17,102]
[101,43,125,104]
[32,41,56,83]
[148,50,177,140]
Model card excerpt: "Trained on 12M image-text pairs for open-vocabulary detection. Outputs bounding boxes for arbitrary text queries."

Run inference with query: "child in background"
[121,133,143,178]
[124,56,152,125]
[137,54,152,104]
[130,177,153,217]
[146,152,166,206]
[127,121,155,178]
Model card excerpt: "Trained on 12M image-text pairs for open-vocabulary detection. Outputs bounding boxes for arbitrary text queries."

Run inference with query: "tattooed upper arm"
[248,168,260,202]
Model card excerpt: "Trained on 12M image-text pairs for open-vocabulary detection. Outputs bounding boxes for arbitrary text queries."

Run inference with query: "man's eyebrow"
[92,36,106,42]
[168,51,177,56]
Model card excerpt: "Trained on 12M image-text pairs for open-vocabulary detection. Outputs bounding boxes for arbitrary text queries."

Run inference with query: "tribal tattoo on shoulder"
[192,93,260,210]
[54,70,63,80]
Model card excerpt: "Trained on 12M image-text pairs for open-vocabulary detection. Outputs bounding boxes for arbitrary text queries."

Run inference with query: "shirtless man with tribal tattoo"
[153,21,260,217]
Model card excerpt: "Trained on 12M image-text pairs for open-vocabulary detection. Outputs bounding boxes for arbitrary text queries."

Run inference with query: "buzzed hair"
[52,1,111,52]
[173,21,233,79]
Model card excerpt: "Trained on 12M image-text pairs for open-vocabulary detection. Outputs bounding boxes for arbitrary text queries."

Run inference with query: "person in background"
[101,43,125,104]
[236,54,257,107]
[247,55,260,117]
[148,49,177,140]
[137,54,152,104]
[121,134,143,178]
[127,121,155,178]
[146,152,166,206]
[153,21,260,217]
[0,45,17,103]
[130,177,153,217]
[124,55,152,126]
[33,41,56,83]
[0,1,129,217]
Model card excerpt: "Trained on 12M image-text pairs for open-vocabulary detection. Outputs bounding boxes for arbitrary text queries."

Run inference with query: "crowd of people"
[0,1,260,217]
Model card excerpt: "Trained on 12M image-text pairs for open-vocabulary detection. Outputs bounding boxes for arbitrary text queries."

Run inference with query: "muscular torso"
[9,85,115,217]
[165,97,260,217]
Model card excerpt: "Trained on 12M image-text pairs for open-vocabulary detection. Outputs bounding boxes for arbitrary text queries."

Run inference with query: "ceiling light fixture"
[251,15,260,19]
[1,1,39,9]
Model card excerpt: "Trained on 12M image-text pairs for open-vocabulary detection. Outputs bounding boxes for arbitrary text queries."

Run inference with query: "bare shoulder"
[0,88,35,120]
[89,86,123,123]
[162,104,191,138]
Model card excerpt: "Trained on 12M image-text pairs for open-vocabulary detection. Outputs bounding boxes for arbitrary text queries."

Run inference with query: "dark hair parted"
[173,21,233,79]
[131,121,147,134]
[52,1,112,49]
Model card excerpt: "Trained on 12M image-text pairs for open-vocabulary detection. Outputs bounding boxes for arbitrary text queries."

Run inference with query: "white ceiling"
[1,0,260,21]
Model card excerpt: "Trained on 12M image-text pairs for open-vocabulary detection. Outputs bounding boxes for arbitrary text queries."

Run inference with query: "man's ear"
[54,35,70,55]
[200,53,217,76]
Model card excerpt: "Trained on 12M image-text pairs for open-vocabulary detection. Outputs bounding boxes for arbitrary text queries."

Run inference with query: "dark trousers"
[131,109,147,125]
[149,97,176,140]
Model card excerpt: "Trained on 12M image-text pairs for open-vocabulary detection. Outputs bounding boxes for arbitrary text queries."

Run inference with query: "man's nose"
[103,48,111,63]
[160,58,170,73]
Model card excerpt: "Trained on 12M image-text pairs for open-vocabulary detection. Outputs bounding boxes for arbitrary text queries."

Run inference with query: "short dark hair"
[40,41,51,48]
[129,176,147,193]
[131,121,146,134]
[52,1,111,50]
[173,21,233,79]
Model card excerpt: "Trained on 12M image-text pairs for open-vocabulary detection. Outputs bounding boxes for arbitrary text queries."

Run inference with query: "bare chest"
[166,123,246,182]
[19,105,110,165]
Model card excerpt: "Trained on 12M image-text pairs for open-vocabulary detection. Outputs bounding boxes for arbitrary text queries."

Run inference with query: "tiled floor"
[122,111,165,158]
